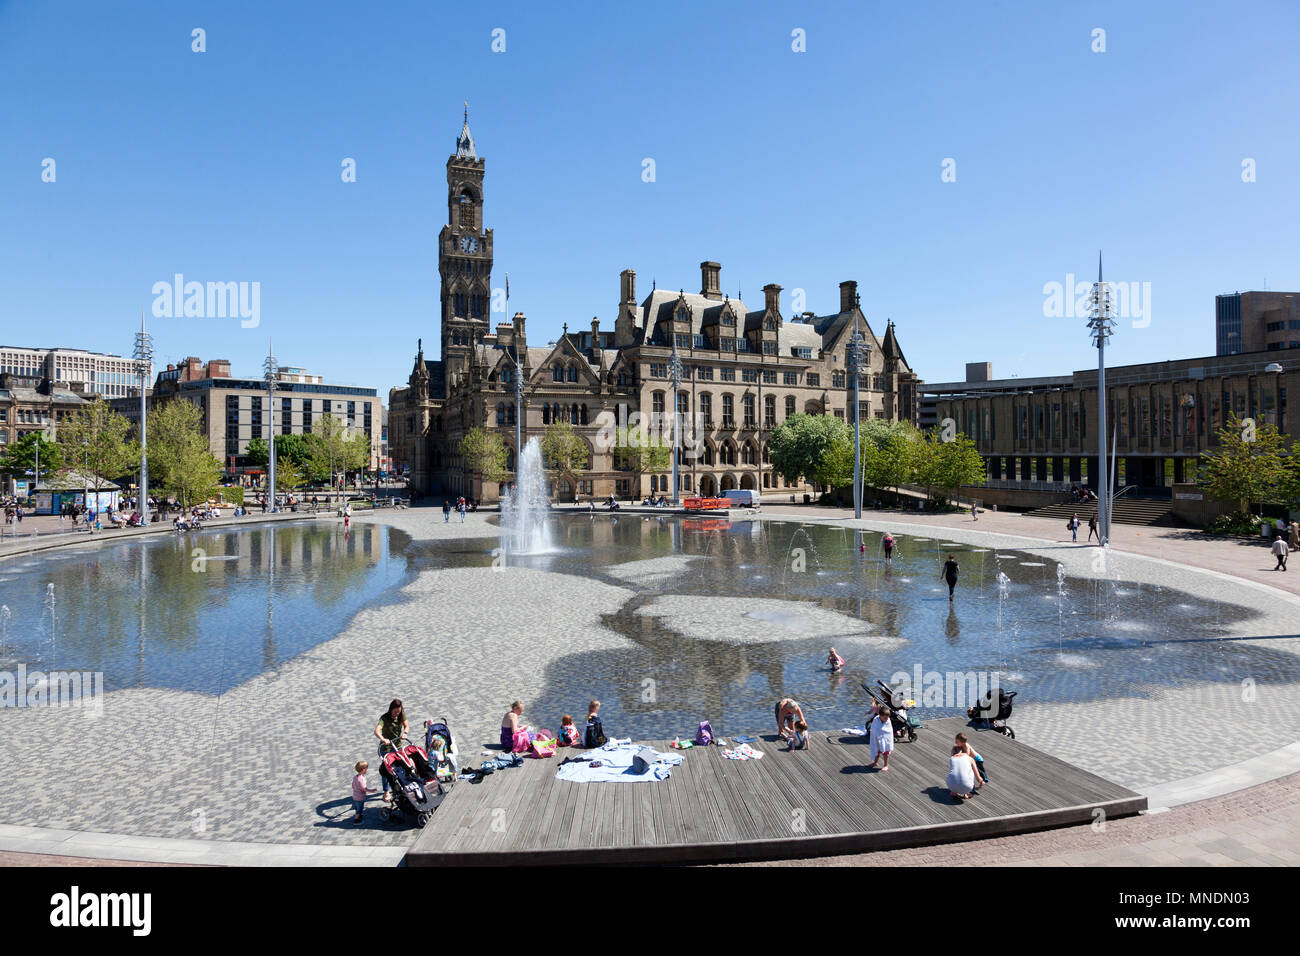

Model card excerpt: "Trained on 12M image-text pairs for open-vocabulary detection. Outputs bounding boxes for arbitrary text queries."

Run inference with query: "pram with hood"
[378,737,446,828]
[423,718,459,789]
[967,688,1017,739]
[863,679,921,742]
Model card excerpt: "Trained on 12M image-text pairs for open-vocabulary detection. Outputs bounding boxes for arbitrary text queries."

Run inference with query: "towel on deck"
[555,743,683,783]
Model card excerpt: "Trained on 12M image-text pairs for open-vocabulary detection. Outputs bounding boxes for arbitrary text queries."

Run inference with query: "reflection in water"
[476,516,1300,740]
[3,514,1298,743]
[0,523,408,694]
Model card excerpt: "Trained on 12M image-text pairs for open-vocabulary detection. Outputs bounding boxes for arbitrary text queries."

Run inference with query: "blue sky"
[2,1,1298,395]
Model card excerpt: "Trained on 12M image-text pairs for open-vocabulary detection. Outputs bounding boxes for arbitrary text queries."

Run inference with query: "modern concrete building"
[1216,291,1300,355]
[925,350,1296,504]
[113,356,384,476]
[0,346,142,399]
[389,110,923,502]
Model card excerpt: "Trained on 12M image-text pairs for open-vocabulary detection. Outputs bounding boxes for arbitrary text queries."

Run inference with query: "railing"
[981,479,1073,493]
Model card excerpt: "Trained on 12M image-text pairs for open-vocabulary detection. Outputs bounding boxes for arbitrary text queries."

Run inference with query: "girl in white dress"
[947,746,979,799]
[868,707,894,771]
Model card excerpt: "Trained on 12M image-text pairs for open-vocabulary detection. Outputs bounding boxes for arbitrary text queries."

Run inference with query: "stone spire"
[456,102,476,159]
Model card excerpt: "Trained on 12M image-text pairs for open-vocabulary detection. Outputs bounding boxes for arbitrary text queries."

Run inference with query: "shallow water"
[1,516,1295,740]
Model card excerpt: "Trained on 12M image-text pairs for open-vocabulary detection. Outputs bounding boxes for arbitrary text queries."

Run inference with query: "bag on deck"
[631,746,658,774]
[511,730,532,753]
[694,720,714,746]
[531,737,556,758]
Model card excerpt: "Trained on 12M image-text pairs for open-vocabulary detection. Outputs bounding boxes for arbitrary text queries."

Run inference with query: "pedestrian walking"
[882,532,895,564]
[971,502,979,522]
[1272,534,1289,571]
[1087,513,1099,543]
[941,553,960,601]
[442,500,451,522]
[458,498,466,523]
[1069,514,1079,542]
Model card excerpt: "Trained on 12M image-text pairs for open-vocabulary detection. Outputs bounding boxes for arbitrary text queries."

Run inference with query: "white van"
[722,489,760,509]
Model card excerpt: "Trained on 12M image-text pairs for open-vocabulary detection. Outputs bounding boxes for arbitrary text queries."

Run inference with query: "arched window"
[542,405,551,425]
[652,391,665,415]
[651,475,658,493]
[701,442,714,465]
[552,365,563,382]
[506,449,515,470]
[507,403,516,425]
[743,395,756,427]
[567,365,578,383]
[580,404,588,425]
[763,473,770,488]
[785,396,795,419]
[617,370,629,386]
[700,393,713,426]
[496,403,505,426]
[742,441,757,466]
[677,392,689,415]
[764,394,776,427]
[722,394,734,427]
[570,403,579,424]
[762,442,771,464]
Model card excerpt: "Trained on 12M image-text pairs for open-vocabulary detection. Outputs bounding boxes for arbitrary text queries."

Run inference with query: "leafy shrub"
[1205,511,1263,536]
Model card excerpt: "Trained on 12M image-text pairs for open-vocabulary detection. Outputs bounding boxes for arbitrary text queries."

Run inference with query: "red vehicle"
[683,497,729,512]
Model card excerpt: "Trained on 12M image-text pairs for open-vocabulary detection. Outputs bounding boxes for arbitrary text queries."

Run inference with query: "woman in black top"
[941,554,959,600]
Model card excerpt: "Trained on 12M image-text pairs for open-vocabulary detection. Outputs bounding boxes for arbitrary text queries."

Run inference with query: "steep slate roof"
[638,290,755,342]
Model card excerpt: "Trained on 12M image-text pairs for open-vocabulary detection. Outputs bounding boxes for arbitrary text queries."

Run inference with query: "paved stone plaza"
[0,505,1298,857]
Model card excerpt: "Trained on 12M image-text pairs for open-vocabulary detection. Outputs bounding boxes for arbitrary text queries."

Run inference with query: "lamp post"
[133,312,153,523]
[263,342,278,512]
[1265,362,1284,431]
[847,299,873,519]
[1087,253,1116,546]
[669,332,684,505]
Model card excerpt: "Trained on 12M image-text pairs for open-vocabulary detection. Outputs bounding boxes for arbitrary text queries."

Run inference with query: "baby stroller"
[967,688,1017,739]
[423,718,459,790]
[378,738,446,828]
[863,679,921,742]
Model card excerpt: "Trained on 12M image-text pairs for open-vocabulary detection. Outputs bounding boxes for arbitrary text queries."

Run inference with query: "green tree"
[307,415,371,493]
[1200,413,1289,514]
[459,426,509,484]
[614,420,671,477]
[912,432,987,507]
[541,420,590,500]
[275,456,304,492]
[147,399,223,509]
[57,399,140,503]
[768,413,854,488]
[0,432,63,483]
[860,419,919,500]
[245,435,269,467]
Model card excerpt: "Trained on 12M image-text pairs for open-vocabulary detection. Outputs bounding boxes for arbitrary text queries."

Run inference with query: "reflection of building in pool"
[390,108,923,504]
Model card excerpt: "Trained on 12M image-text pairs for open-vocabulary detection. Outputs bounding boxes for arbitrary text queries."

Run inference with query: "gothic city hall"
[389,111,921,503]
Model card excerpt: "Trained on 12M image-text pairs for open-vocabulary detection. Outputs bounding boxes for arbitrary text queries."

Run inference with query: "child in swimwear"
[826,647,846,673]
[787,719,810,751]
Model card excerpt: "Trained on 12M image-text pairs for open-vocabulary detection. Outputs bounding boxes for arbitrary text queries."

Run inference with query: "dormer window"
[722,311,735,327]
[764,316,776,331]
[676,306,690,324]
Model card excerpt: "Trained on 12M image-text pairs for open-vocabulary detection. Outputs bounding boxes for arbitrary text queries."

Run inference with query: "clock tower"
[439,105,493,390]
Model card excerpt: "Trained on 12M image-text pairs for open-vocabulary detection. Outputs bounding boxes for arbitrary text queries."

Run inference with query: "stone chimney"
[763,283,782,315]
[512,311,527,349]
[496,323,514,349]
[839,280,858,314]
[700,261,722,300]
[620,268,636,304]
[590,317,602,361]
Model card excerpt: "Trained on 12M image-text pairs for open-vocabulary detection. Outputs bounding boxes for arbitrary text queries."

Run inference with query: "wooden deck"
[406,718,1145,866]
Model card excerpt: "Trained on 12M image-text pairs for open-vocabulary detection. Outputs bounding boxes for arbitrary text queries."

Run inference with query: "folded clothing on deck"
[721,744,764,761]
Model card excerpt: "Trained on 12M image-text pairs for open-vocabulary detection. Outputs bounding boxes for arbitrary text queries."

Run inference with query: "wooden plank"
[406,719,1146,866]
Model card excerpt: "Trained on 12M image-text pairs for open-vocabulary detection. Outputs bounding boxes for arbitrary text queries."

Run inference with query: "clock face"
[459,235,479,253]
